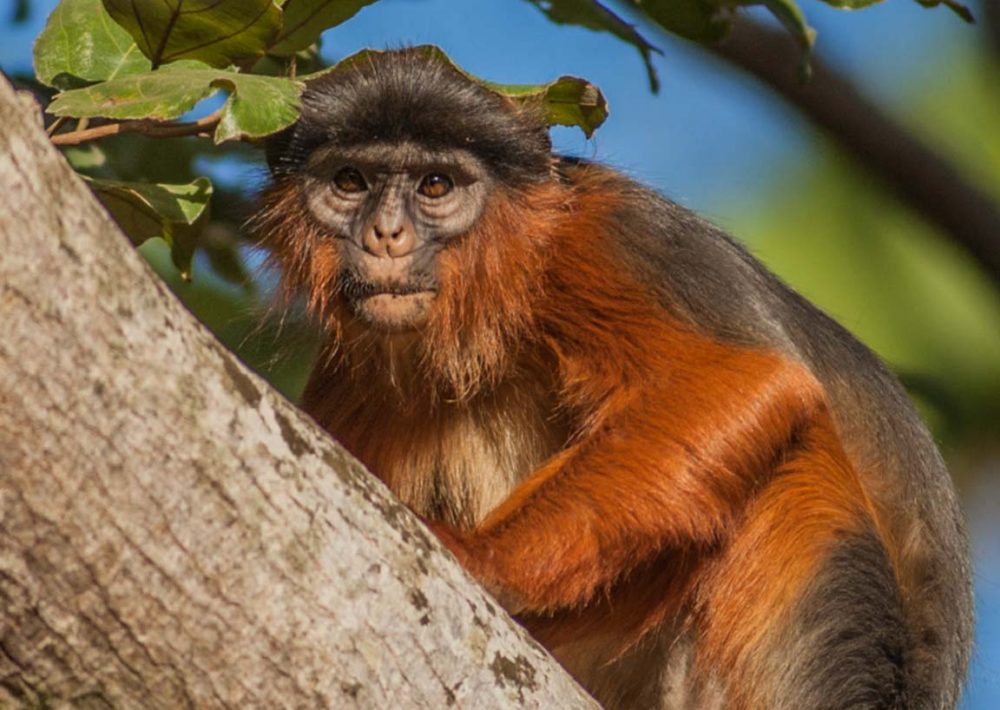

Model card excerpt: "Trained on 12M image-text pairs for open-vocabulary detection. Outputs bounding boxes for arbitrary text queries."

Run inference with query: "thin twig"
[46,115,69,135]
[50,109,224,146]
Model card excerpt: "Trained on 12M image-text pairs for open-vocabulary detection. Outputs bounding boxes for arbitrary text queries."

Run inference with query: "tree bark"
[0,75,596,709]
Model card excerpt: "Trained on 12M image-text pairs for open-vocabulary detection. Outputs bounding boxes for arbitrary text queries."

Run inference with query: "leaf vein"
[275,0,335,45]
[161,1,274,63]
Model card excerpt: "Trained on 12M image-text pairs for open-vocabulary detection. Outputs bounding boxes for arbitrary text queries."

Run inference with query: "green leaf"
[13,0,30,24]
[253,43,325,76]
[271,0,377,56]
[201,226,254,288]
[48,60,215,121]
[624,0,730,44]
[211,72,303,141]
[86,176,213,279]
[33,0,151,90]
[805,0,971,25]
[490,77,610,138]
[813,0,882,7]
[320,46,609,138]
[914,0,974,22]
[48,62,303,143]
[756,0,816,51]
[524,0,662,92]
[101,0,281,69]
[62,143,110,174]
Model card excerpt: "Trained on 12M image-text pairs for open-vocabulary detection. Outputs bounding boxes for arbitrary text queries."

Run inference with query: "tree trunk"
[0,75,596,709]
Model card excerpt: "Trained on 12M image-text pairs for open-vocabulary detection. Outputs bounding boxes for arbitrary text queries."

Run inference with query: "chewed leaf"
[33,0,151,89]
[86,176,213,278]
[272,0,378,56]
[490,77,610,138]
[210,72,303,141]
[102,0,281,69]
[48,62,303,142]
[316,46,609,137]
[524,0,662,93]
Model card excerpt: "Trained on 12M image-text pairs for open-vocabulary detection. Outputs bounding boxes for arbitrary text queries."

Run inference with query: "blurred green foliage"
[737,45,1000,459]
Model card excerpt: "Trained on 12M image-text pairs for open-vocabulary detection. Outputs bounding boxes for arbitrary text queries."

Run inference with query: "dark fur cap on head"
[267,48,554,183]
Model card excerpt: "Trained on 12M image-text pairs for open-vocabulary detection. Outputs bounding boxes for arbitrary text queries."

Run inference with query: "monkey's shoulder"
[561,160,797,345]
[559,160,919,410]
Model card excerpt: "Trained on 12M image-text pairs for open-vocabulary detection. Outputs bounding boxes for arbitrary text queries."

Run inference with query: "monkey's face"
[300,141,493,331]
[261,48,554,372]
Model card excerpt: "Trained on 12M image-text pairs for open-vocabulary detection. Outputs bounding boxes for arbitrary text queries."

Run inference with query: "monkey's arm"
[434,346,853,614]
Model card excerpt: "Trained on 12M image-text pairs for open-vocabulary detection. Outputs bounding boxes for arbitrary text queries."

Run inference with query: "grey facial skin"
[302,141,492,330]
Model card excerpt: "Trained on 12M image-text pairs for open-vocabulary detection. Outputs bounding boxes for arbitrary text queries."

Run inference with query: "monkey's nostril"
[386,228,415,257]
[363,224,414,257]
[372,224,403,240]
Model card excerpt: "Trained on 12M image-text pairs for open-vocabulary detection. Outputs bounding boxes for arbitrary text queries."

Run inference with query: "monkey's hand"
[426,520,528,615]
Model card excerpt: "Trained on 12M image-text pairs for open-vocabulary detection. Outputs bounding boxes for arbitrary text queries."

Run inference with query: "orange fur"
[433,172,887,667]
[262,162,896,704]
[693,409,875,708]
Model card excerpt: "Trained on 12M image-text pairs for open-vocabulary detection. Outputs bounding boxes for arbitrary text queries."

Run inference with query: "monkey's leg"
[693,416,905,710]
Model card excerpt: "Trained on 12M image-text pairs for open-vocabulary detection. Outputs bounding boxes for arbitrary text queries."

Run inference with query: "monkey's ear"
[264,125,296,177]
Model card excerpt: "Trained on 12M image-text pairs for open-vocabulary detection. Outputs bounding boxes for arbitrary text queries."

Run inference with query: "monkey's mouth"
[345,280,436,330]
[348,281,433,299]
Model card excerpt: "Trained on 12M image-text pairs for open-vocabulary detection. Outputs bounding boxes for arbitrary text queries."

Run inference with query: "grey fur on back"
[598,170,973,708]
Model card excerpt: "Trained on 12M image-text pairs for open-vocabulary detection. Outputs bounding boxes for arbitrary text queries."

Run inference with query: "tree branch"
[0,76,596,709]
[708,17,1000,284]
[49,109,223,146]
[983,0,1000,61]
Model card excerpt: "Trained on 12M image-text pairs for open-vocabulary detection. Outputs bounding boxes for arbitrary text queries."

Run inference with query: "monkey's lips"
[350,285,436,330]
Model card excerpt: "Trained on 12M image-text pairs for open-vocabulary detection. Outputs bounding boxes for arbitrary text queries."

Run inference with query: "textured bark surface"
[0,75,596,709]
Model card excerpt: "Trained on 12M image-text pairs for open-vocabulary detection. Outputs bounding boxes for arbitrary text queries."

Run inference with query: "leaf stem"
[50,109,224,146]
[46,116,69,136]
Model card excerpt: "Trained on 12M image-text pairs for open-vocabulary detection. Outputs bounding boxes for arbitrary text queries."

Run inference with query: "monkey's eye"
[418,173,453,199]
[333,167,368,193]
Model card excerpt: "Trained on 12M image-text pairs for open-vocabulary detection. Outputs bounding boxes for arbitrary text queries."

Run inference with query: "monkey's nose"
[363,224,416,258]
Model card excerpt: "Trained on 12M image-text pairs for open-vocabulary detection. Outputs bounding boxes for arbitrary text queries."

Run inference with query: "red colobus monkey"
[256,49,972,710]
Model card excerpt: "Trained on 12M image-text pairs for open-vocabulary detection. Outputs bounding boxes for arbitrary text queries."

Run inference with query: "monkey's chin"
[353,291,435,331]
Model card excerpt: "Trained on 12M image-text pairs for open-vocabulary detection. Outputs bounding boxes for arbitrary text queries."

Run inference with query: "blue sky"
[312,0,969,214]
[1,0,970,214]
[2,0,994,705]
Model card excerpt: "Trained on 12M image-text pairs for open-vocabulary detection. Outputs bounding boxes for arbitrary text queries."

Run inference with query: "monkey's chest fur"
[309,364,570,530]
